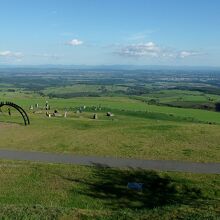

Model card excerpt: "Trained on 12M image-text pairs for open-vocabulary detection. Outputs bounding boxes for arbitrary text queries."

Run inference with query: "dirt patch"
[0,123,20,129]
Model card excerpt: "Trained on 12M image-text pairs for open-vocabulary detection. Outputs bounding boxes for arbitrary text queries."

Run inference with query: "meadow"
[0,93,220,163]
[0,69,220,219]
[0,160,219,219]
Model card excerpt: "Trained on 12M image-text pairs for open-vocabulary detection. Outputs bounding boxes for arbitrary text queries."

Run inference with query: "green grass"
[1,92,220,162]
[141,89,220,110]
[0,108,220,162]
[2,91,220,123]
[1,85,220,219]
[0,160,219,219]
[43,84,128,95]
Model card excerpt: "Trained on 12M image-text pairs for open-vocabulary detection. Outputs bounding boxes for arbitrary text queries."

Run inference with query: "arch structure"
[0,101,30,126]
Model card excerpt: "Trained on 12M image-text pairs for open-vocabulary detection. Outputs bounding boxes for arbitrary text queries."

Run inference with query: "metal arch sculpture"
[0,101,30,126]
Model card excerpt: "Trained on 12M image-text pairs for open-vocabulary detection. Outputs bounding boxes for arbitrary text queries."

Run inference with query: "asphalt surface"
[0,149,219,174]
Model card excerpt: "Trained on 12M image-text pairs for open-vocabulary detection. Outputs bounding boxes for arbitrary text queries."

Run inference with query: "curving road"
[0,149,220,174]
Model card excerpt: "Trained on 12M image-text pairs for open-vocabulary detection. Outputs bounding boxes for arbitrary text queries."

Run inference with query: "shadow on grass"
[59,164,203,210]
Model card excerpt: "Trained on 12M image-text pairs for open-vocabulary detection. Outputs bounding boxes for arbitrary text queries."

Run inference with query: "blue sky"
[0,0,220,66]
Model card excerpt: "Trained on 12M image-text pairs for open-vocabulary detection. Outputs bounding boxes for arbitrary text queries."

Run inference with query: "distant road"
[0,149,219,174]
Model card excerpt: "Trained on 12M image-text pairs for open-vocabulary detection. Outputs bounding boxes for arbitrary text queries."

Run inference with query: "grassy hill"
[0,70,220,219]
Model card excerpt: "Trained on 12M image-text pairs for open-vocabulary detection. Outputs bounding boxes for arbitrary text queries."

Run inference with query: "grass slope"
[0,160,219,219]
[0,93,220,162]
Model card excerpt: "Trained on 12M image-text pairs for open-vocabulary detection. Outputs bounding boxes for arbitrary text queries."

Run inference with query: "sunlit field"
[1,70,220,219]
[1,92,220,163]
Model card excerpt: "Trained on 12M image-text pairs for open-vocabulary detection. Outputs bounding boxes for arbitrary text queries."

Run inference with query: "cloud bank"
[116,42,202,59]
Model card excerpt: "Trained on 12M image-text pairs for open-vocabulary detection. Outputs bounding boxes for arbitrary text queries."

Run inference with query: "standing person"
[45,101,49,110]
[8,108,11,116]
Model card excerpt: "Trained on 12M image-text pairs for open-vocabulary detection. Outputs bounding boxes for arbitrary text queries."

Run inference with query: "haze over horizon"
[0,0,220,66]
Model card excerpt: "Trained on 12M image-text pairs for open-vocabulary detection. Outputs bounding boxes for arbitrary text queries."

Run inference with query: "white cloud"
[66,39,83,46]
[117,42,161,57]
[178,51,202,58]
[116,42,203,60]
[0,50,23,58]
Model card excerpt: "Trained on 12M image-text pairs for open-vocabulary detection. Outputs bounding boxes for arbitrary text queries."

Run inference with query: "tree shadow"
[58,164,203,210]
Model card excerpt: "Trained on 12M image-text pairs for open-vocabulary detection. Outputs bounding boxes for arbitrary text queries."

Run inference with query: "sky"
[0,0,220,66]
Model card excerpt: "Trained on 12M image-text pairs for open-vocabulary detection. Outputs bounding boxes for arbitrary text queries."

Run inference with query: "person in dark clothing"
[8,108,11,116]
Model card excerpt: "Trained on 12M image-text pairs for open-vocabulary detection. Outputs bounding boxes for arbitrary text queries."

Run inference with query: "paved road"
[0,149,219,174]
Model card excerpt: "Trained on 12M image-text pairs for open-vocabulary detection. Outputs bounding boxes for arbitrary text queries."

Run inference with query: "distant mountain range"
[0,64,220,71]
